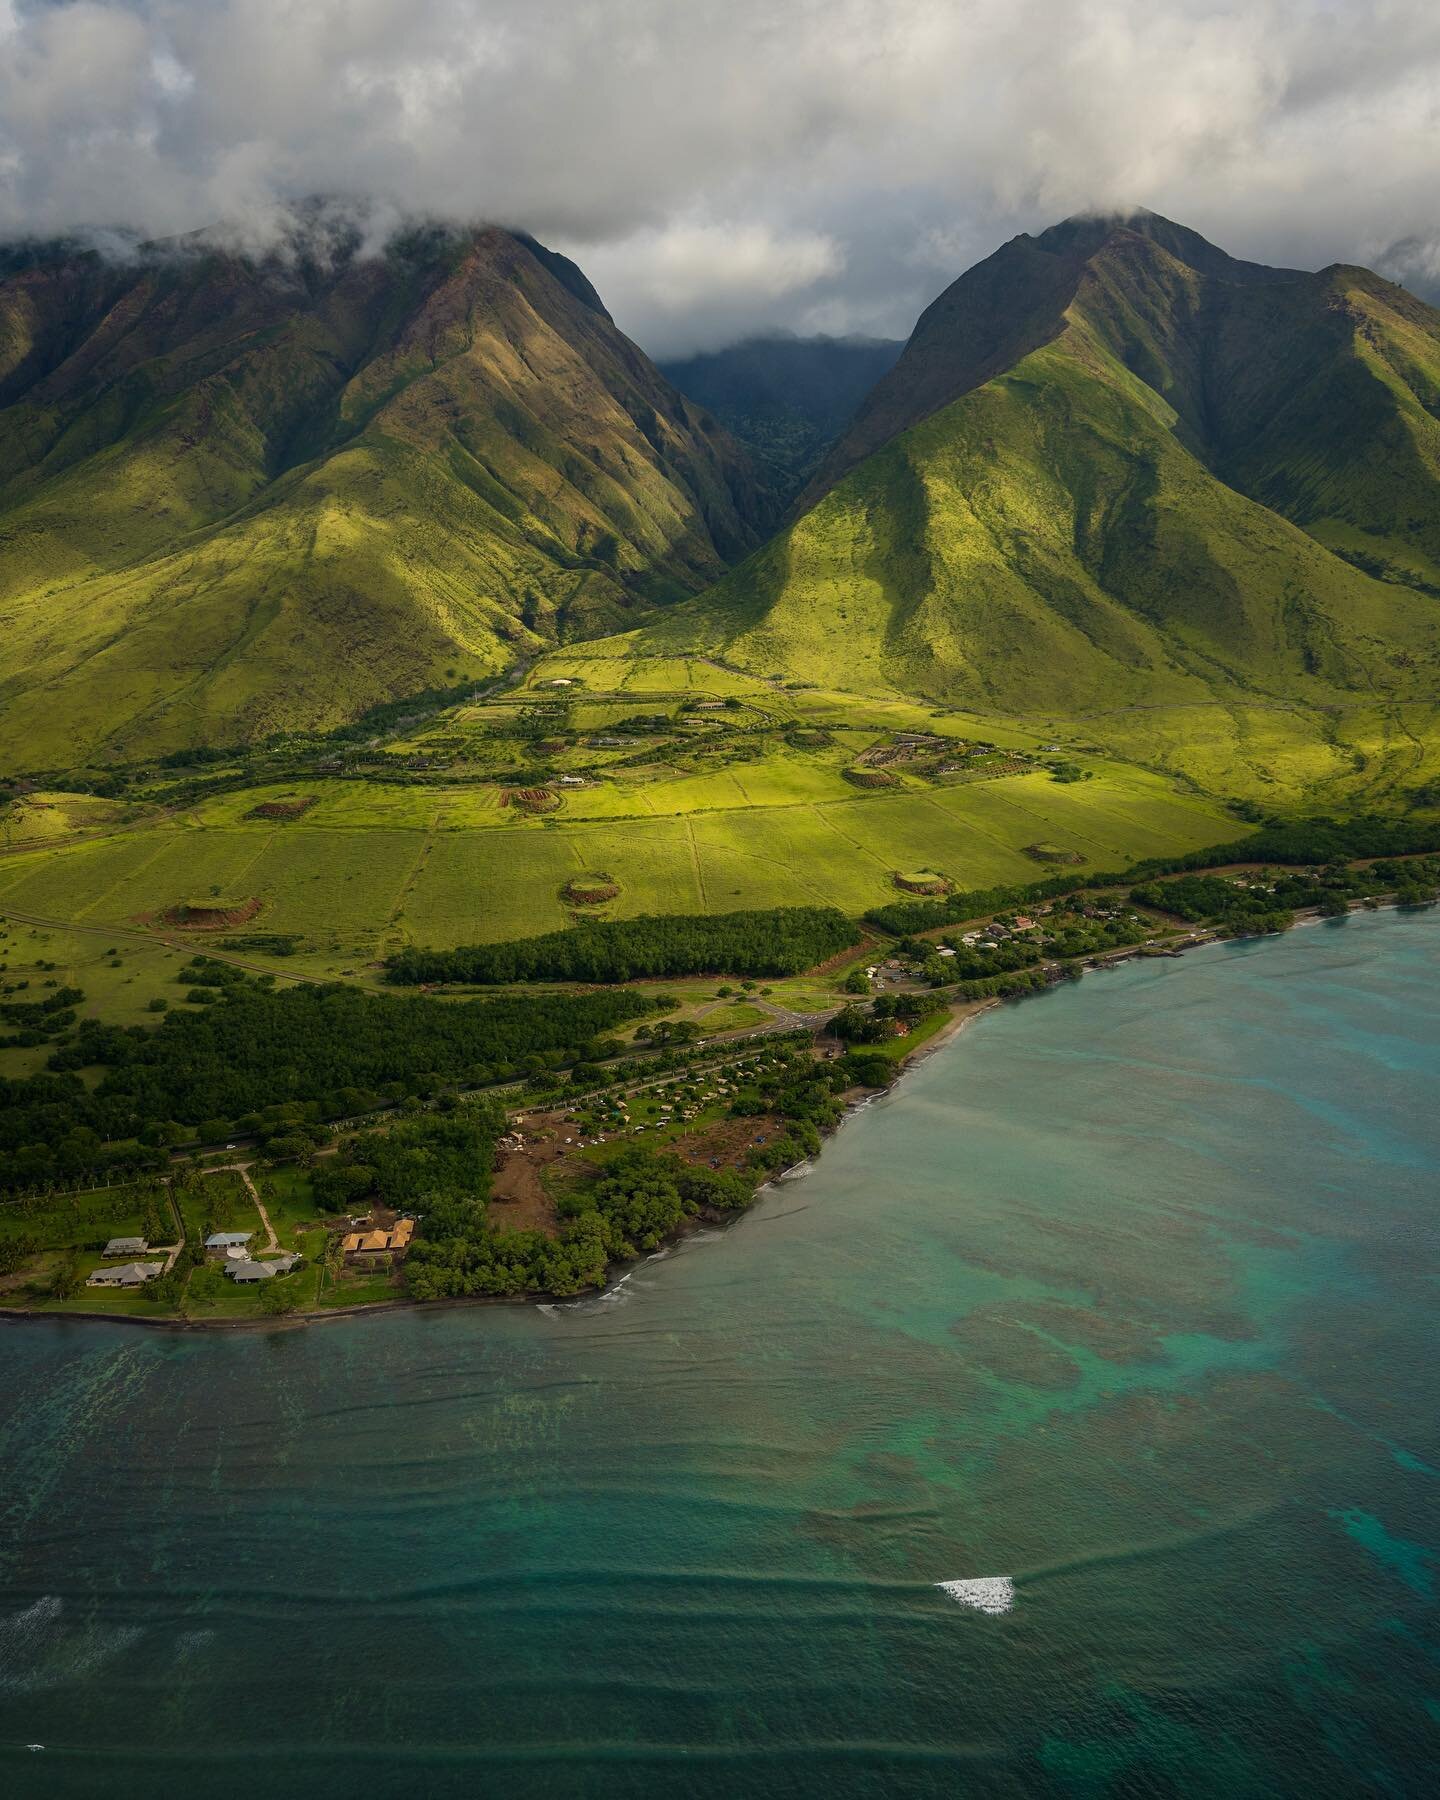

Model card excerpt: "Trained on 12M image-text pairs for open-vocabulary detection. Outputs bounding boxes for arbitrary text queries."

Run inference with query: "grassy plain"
[0,677,1239,978]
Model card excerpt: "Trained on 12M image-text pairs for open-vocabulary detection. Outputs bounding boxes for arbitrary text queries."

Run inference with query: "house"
[102,1236,149,1257]
[1013,915,1036,931]
[341,1222,413,1256]
[205,1231,252,1252]
[88,1260,163,1288]
[936,946,956,958]
[342,1229,390,1255]
[557,775,586,786]
[226,1252,299,1284]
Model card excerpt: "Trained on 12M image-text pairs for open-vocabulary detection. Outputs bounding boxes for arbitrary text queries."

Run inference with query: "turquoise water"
[2,911,1438,1796]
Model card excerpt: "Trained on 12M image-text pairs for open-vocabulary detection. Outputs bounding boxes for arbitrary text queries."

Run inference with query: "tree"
[261,1280,298,1316]
[50,1253,82,1300]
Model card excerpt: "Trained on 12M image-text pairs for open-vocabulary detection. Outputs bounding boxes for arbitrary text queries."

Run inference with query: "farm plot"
[402,818,706,945]
[401,830,584,945]
[87,829,282,923]
[0,830,182,920]
[239,829,424,953]
[812,793,1004,887]
[928,768,1235,868]
[688,810,887,913]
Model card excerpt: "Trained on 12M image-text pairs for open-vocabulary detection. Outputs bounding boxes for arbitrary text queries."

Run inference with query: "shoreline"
[0,901,1425,1336]
[0,998,1011,1338]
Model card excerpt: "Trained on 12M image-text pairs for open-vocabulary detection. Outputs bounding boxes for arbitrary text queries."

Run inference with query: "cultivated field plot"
[0,765,1238,961]
[0,792,143,849]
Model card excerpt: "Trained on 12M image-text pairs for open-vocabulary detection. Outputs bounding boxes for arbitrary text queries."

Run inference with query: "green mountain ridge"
[0,223,773,767]
[637,211,1440,803]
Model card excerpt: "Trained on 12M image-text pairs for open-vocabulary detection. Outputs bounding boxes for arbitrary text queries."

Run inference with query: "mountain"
[0,222,772,767]
[648,211,1440,799]
[659,334,903,494]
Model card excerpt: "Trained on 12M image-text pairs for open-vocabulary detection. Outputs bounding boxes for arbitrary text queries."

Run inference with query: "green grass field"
[0,735,1238,975]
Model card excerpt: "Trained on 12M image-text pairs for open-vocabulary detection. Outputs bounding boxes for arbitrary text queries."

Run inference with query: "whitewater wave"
[540,1270,639,1319]
[935,1576,1014,1616]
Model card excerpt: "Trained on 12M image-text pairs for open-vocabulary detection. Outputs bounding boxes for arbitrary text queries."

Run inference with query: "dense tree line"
[866,868,1135,935]
[386,906,857,985]
[1132,856,1440,931]
[312,1107,504,1215]
[0,976,658,1193]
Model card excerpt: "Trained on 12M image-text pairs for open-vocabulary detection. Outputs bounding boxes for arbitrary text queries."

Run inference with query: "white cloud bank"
[1,0,1438,352]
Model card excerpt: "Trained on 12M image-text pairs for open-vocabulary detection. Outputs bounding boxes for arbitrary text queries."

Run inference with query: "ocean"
[2,910,1438,1796]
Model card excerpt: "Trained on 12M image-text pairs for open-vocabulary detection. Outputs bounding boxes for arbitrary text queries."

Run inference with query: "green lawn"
[0,1186,154,1252]
[698,1002,771,1031]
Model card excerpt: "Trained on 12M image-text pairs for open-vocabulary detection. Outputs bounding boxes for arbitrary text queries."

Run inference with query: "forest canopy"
[0,978,659,1193]
[385,906,857,985]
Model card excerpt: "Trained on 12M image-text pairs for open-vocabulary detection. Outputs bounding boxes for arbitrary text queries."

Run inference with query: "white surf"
[935,1576,1014,1615]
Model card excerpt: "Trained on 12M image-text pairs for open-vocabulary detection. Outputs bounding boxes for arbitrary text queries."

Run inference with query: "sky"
[2,0,1439,355]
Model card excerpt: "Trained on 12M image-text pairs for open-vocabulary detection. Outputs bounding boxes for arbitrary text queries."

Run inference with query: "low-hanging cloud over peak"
[1,0,1438,353]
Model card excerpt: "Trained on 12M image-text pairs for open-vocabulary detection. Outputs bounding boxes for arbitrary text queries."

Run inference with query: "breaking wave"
[935,1577,1014,1616]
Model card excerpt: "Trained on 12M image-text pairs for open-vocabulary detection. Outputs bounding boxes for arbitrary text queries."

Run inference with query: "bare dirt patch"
[246,796,316,821]
[505,787,561,814]
[562,873,621,906]
[893,870,954,895]
[162,897,263,930]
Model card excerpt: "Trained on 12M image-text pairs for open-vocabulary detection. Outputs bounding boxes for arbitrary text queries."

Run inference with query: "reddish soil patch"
[489,1126,565,1234]
[892,872,953,895]
[805,934,879,978]
[507,787,561,814]
[844,767,899,789]
[162,898,263,930]
[562,876,620,906]
[246,796,316,821]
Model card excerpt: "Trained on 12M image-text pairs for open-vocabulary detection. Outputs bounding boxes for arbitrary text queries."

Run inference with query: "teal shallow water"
[1,911,1438,1797]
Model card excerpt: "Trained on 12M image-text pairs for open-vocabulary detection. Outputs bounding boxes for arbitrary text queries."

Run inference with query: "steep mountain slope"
[0,224,771,767]
[646,213,1440,801]
[659,334,903,493]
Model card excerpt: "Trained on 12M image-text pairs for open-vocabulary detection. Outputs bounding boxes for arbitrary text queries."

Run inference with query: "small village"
[2,845,1436,1323]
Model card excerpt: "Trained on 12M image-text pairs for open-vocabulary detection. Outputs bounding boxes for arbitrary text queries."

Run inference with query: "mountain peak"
[799,208,1320,502]
[1033,208,1302,285]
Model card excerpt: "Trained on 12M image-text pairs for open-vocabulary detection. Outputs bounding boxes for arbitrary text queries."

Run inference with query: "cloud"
[580,221,843,356]
[0,0,1438,351]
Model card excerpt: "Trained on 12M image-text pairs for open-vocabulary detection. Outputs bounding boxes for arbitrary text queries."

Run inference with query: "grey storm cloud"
[1,0,1439,353]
